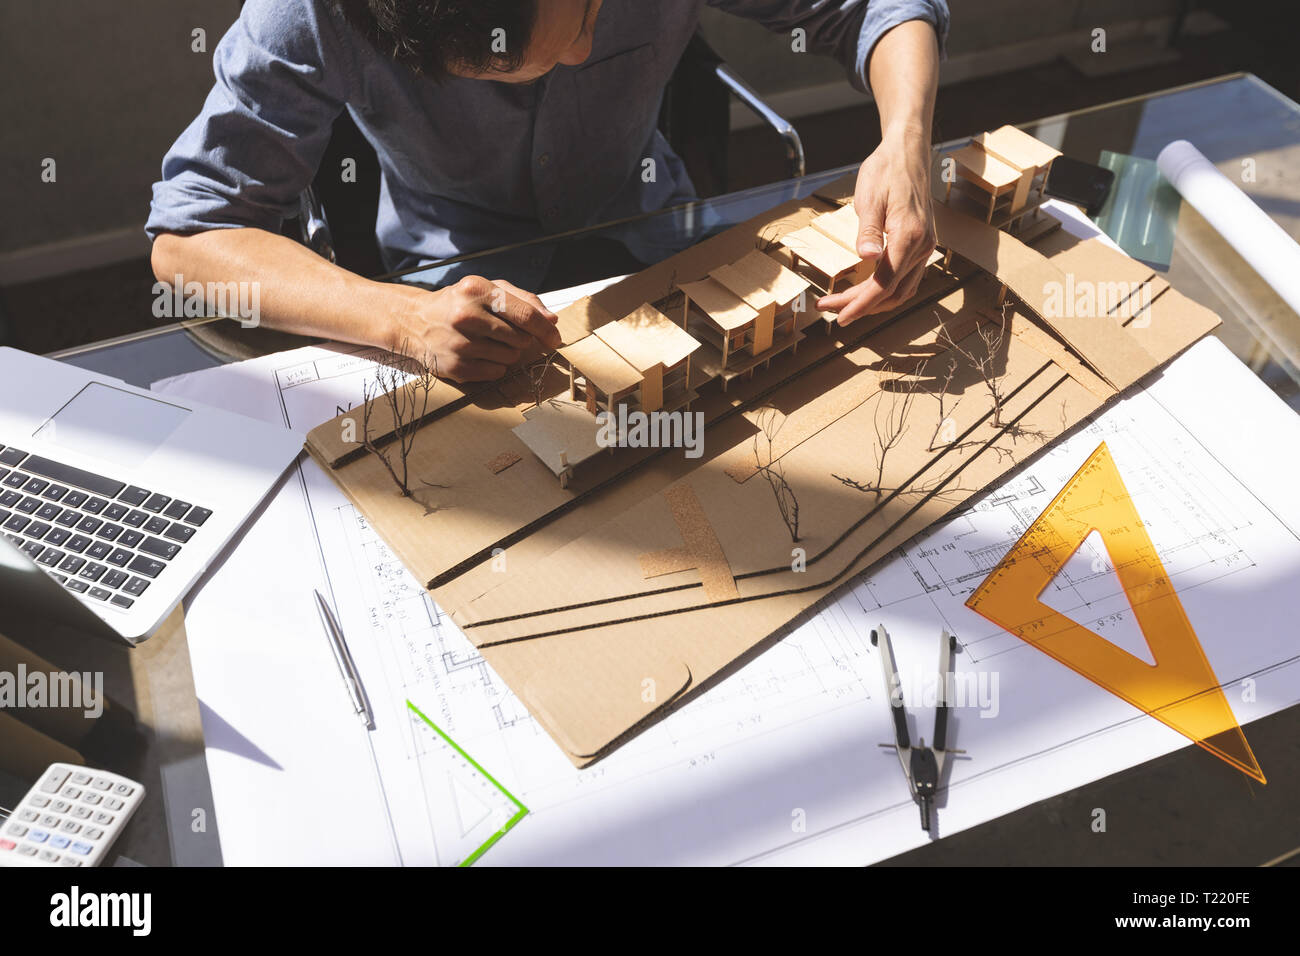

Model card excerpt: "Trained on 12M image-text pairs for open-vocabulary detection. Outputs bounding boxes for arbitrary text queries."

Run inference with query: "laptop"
[0,347,303,643]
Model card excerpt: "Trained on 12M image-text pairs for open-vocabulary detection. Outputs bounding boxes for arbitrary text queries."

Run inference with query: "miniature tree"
[526,350,560,409]
[833,362,924,500]
[938,303,1008,427]
[361,345,439,497]
[752,406,800,542]
[927,357,961,452]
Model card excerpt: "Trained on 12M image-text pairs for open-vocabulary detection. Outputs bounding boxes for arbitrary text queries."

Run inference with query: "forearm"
[149,228,411,350]
[868,19,939,151]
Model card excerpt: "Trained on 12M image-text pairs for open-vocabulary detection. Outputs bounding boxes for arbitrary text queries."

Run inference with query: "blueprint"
[153,238,1300,865]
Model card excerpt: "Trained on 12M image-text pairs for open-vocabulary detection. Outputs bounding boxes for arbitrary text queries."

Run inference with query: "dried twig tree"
[938,303,1009,427]
[361,344,439,497]
[526,350,560,409]
[752,406,800,542]
[927,357,961,451]
[831,362,925,499]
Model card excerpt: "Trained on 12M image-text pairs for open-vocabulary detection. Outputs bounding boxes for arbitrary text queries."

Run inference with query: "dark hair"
[331,0,539,80]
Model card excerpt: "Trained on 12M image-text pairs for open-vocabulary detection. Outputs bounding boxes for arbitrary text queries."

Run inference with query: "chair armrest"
[713,62,806,179]
[297,185,337,264]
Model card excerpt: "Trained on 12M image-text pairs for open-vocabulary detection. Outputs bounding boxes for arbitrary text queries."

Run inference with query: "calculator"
[0,763,144,867]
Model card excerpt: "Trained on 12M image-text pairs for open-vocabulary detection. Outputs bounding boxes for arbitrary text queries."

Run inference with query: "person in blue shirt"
[148,0,949,382]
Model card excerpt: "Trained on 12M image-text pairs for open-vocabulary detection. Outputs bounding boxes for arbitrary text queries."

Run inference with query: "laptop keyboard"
[0,444,211,611]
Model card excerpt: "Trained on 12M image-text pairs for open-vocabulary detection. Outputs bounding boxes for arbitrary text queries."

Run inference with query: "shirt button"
[538,153,551,168]
[547,206,560,218]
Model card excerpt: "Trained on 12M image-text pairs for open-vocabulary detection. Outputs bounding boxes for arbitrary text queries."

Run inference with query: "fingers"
[453,310,535,351]
[442,357,510,383]
[481,279,563,348]
[491,279,558,325]
[854,196,887,261]
[459,336,524,367]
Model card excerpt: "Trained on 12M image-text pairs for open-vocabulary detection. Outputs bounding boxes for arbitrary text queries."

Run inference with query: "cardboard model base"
[306,172,1219,766]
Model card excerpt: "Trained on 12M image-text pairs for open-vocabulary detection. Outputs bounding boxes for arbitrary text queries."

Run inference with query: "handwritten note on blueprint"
[156,328,1300,866]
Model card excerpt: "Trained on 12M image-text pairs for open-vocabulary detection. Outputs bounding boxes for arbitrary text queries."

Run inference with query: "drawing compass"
[870,624,964,832]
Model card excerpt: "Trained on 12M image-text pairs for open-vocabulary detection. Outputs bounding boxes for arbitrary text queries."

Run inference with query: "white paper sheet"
[154,243,1300,866]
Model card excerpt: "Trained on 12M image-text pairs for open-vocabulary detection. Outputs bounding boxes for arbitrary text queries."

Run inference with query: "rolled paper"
[1157,139,1300,317]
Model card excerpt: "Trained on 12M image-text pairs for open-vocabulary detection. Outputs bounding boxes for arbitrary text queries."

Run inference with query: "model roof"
[974,124,1062,172]
[558,334,642,395]
[710,250,811,310]
[779,224,862,278]
[679,277,760,331]
[594,303,701,372]
[949,143,1024,189]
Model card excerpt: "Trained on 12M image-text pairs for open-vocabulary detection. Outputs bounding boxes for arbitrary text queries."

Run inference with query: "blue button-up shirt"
[146,0,949,285]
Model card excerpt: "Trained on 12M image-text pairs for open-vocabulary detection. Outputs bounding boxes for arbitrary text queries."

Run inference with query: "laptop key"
[0,448,26,466]
[102,569,128,589]
[58,555,86,574]
[185,505,213,527]
[42,484,69,501]
[75,516,103,534]
[96,523,123,542]
[101,502,128,521]
[16,496,41,514]
[22,541,43,559]
[22,477,48,495]
[126,554,163,578]
[62,490,88,508]
[123,509,148,528]
[19,456,125,499]
[35,502,61,521]
[119,529,144,548]
[87,587,111,602]
[25,521,51,540]
[163,500,191,519]
[164,523,196,543]
[65,579,89,593]
[142,493,171,513]
[78,563,107,583]
[139,537,180,561]
[143,515,168,535]
[82,497,108,515]
[45,527,71,546]
[86,541,112,561]
[3,514,31,533]
[1,472,26,489]
[52,574,67,584]
[110,595,134,609]
[0,509,9,525]
[106,548,132,568]
[118,486,151,506]
[0,490,21,506]
[55,510,81,527]
[37,549,65,567]
[64,535,92,554]
[122,576,150,596]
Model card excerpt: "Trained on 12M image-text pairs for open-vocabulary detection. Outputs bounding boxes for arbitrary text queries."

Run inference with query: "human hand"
[390,275,562,382]
[818,130,936,325]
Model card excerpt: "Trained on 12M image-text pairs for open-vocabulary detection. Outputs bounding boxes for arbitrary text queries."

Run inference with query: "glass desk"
[49,72,1300,866]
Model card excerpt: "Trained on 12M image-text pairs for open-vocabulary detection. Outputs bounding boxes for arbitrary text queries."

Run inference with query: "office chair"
[290,30,805,276]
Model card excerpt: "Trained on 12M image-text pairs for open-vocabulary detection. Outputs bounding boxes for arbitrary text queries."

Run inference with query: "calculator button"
[62,786,81,799]
[60,856,81,866]
[112,782,134,797]
[72,805,93,820]
[28,794,50,807]
[50,835,70,849]
[71,842,93,856]
[39,768,70,792]
[82,792,102,806]
[91,777,113,791]
[17,845,37,857]
[6,823,28,837]
[39,850,60,863]
[52,800,71,813]
[71,772,92,785]
[84,828,104,841]
[40,814,59,827]
[0,839,14,851]
[60,821,81,834]
[18,809,38,822]
[92,812,114,826]
[27,830,48,843]
[104,797,124,811]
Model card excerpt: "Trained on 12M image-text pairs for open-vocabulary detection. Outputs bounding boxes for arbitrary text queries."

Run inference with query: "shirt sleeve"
[144,0,354,241]
[707,0,950,94]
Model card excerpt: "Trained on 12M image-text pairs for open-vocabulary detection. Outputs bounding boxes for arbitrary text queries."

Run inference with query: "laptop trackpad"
[35,382,191,466]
